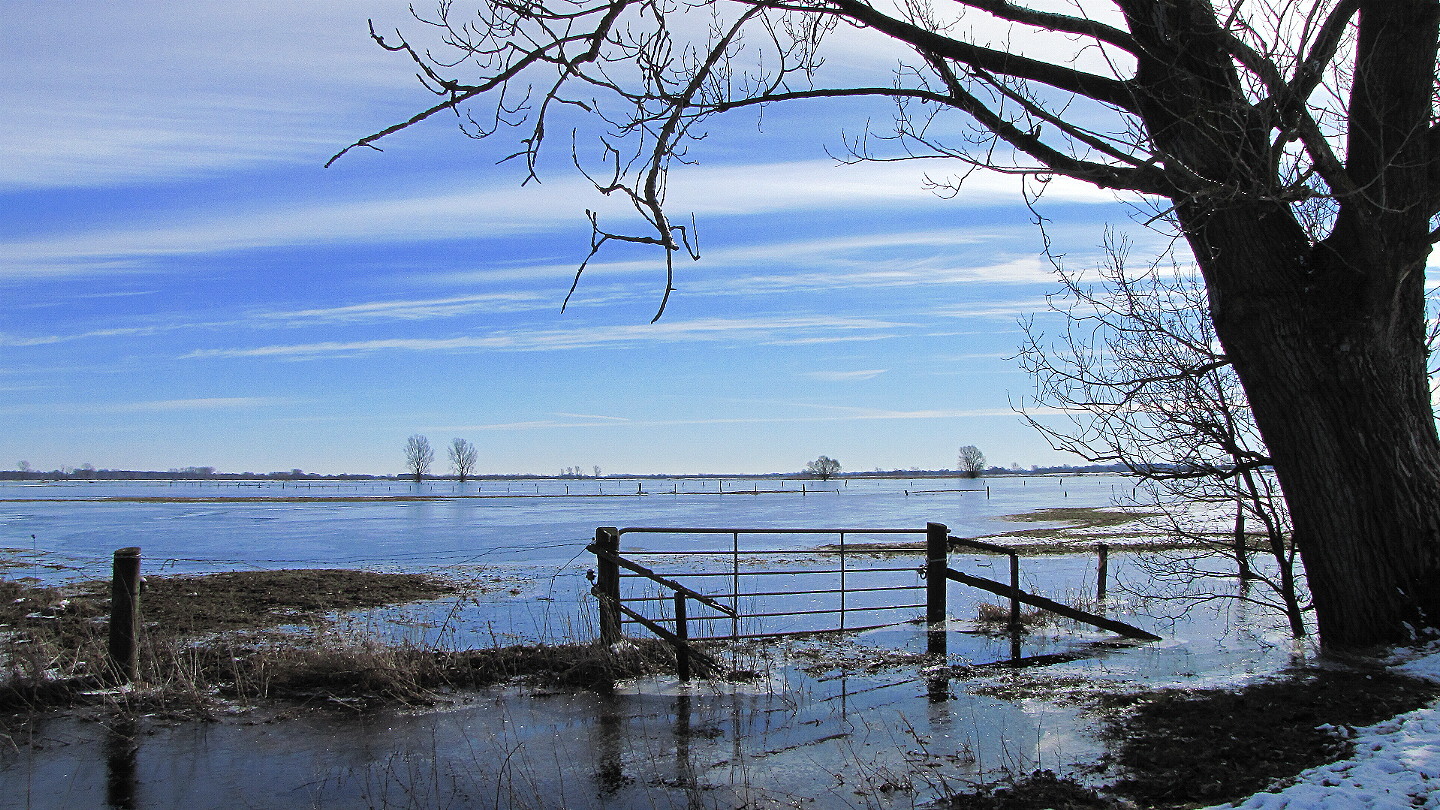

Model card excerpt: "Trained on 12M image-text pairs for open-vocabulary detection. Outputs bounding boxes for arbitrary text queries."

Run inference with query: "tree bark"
[1139,0,1440,650]
[1214,268,1440,649]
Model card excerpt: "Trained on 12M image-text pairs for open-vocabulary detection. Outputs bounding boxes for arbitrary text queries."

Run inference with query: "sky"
[1,0,1170,477]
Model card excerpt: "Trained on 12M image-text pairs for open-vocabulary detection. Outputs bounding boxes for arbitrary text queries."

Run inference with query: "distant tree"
[16,461,30,478]
[593,465,602,478]
[805,456,841,480]
[448,438,479,482]
[404,435,434,482]
[957,446,986,479]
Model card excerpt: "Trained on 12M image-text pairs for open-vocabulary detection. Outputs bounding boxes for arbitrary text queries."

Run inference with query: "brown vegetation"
[0,570,673,718]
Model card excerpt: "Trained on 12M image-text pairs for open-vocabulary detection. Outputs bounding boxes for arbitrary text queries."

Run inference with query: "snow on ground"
[1203,645,1440,809]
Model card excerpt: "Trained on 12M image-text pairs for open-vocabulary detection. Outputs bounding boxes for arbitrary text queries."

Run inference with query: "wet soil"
[0,570,675,715]
[941,666,1440,809]
[127,569,454,634]
[1099,667,1438,807]
[0,569,454,643]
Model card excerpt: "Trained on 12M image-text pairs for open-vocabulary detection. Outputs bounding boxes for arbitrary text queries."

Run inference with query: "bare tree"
[1018,235,1307,637]
[404,434,434,483]
[449,438,479,482]
[805,455,841,480]
[956,446,986,478]
[341,1,1440,649]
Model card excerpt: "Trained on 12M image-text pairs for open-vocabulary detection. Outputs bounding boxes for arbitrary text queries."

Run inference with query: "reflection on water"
[0,476,1313,807]
[3,610,1311,810]
[103,718,138,810]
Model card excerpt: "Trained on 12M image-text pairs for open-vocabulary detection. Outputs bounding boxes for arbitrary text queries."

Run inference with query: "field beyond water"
[2,476,1436,808]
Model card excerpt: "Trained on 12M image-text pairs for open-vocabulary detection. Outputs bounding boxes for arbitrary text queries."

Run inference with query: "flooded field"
[0,475,1160,644]
[0,475,1312,808]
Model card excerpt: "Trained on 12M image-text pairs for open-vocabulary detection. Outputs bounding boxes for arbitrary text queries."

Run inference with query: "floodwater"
[0,475,1147,644]
[0,475,1311,808]
[3,614,1307,810]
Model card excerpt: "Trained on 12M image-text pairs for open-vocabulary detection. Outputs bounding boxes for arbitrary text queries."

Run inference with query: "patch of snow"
[1201,644,1440,809]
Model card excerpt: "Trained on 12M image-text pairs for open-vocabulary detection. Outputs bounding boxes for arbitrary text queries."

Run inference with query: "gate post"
[674,593,691,682]
[595,527,622,644]
[926,523,948,654]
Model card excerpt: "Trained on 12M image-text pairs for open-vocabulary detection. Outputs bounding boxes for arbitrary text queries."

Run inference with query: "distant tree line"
[4,457,1133,483]
[0,467,388,482]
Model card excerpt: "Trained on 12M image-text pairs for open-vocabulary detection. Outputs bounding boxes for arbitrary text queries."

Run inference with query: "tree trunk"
[1232,318,1440,650]
[1136,0,1440,651]
[1193,204,1440,650]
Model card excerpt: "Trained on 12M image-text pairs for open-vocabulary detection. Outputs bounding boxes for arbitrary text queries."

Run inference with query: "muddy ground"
[0,569,674,713]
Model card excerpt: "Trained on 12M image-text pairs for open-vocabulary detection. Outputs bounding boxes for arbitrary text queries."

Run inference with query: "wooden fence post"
[1008,553,1021,629]
[1096,543,1109,603]
[926,522,948,654]
[674,593,690,682]
[596,528,622,645]
[108,547,142,683]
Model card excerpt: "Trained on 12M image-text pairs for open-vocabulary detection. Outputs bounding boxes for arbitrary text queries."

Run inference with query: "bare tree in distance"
[805,456,841,480]
[404,435,433,483]
[449,438,479,482]
[956,446,986,479]
[1017,235,1307,637]
[341,1,1440,650]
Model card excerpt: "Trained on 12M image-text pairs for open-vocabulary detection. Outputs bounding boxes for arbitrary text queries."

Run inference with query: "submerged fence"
[588,523,1156,679]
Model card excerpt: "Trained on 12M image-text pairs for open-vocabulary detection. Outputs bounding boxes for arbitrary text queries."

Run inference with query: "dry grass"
[0,572,675,719]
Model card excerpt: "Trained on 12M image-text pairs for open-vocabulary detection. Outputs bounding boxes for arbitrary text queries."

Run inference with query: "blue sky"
[2,1,1164,476]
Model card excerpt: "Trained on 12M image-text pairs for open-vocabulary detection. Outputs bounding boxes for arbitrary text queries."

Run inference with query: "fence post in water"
[674,593,691,682]
[596,528,622,645]
[108,547,142,683]
[926,523,948,654]
[1008,553,1021,629]
[1096,543,1109,603]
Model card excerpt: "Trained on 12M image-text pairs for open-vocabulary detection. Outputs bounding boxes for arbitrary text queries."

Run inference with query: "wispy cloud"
[0,325,181,348]
[2,1,413,189]
[0,291,582,349]
[552,412,632,422]
[0,397,292,417]
[443,406,1049,432]
[182,315,909,359]
[930,297,1054,320]
[252,292,556,325]
[0,159,1117,280]
[803,370,888,382]
[104,397,292,413]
